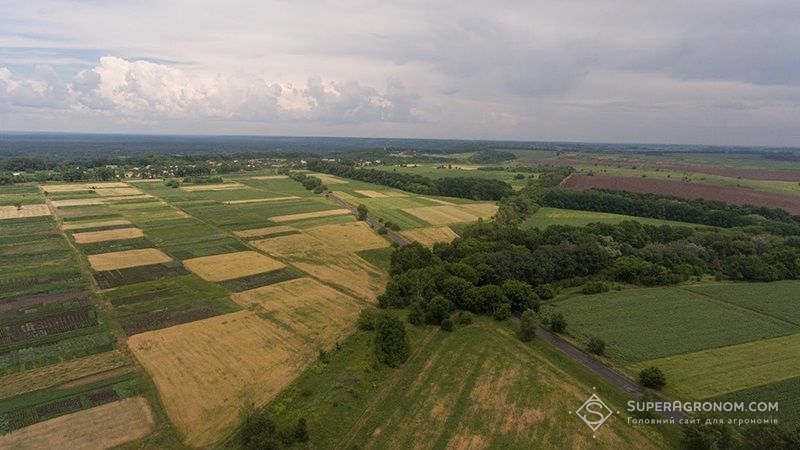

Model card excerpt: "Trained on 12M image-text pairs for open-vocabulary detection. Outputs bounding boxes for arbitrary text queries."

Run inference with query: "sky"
[1,0,799,146]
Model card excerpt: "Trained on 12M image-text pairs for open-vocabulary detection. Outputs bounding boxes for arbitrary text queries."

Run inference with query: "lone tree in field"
[549,312,567,333]
[375,315,410,367]
[357,204,369,220]
[13,201,22,210]
[639,366,666,389]
[587,337,606,355]
[518,309,538,342]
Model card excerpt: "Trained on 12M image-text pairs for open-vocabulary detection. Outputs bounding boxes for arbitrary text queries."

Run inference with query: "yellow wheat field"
[418,196,456,206]
[0,351,126,400]
[0,397,154,450]
[234,225,296,238]
[399,226,459,247]
[62,219,133,230]
[269,208,351,223]
[354,190,388,198]
[232,278,361,347]
[72,228,144,244]
[50,198,105,207]
[252,230,388,301]
[307,173,348,184]
[182,250,285,281]
[128,311,316,447]
[95,187,143,197]
[88,248,172,271]
[303,221,389,251]
[401,204,497,225]
[0,204,51,220]
[223,196,300,205]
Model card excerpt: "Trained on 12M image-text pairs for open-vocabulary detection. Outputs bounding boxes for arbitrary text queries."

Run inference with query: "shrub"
[549,312,567,333]
[440,318,454,331]
[582,280,610,295]
[518,309,538,342]
[375,315,410,367]
[357,307,386,331]
[456,311,473,325]
[377,227,388,235]
[639,366,666,389]
[587,337,606,355]
[535,284,557,300]
[407,302,424,325]
[357,204,369,220]
[493,302,511,321]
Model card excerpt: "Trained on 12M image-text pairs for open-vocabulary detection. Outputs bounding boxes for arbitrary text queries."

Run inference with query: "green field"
[370,163,534,190]
[552,286,798,363]
[224,316,675,449]
[710,376,800,423]
[522,207,704,229]
[684,281,800,326]
[629,333,800,400]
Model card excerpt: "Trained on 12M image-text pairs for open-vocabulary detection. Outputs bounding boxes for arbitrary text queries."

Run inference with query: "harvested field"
[72,228,144,244]
[270,208,351,223]
[401,204,497,225]
[354,190,387,198]
[41,182,130,193]
[88,248,172,271]
[0,397,154,450]
[232,278,360,347]
[62,219,132,231]
[183,251,285,282]
[251,175,289,180]
[222,196,300,205]
[0,204,51,220]
[399,226,459,247]
[180,182,248,192]
[308,173,348,184]
[252,233,388,301]
[233,225,296,239]
[128,311,316,447]
[417,196,455,205]
[303,222,389,252]
[562,174,800,214]
[50,198,104,208]
[0,351,126,400]
[102,194,153,202]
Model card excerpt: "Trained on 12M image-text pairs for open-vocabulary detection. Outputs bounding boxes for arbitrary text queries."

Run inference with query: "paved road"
[326,192,411,247]
[534,326,684,421]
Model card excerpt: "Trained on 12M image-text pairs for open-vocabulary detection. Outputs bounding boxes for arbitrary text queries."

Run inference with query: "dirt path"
[335,327,438,449]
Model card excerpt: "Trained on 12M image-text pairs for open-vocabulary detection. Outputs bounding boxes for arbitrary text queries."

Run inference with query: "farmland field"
[522,207,706,229]
[683,281,800,325]
[561,173,800,214]
[552,286,797,363]
[248,317,673,449]
[398,226,459,246]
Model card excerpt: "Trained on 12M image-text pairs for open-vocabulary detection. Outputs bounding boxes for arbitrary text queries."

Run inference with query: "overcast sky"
[1,1,799,146]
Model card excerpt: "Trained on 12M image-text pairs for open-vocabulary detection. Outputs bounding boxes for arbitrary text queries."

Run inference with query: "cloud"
[0,56,420,123]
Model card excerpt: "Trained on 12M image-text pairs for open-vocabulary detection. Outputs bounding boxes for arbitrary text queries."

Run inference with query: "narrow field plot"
[308,173,348,184]
[632,333,800,399]
[0,351,126,400]
[399,226,459,247]
[331,190,360,202]
[0,204,51,220]
[253,233,388,301]
[128,311,315,447]
[102,194,153,202]
[180,182,248,192]
[50,198,105,208]
[251,175,289,180]
[554,287,797,363]
[62,219,132,230]
[72,227,144,244]
[41,182,130,193]
[223,196,300,205]
[354,190,388,198]
[0,397,154,450]
[94,187,143,197]
[456,202,499,217]
[232,278,361,347]
[417,196,455,205]
[183,250,285,282]
[233,225,296,238]
[303,221,389,252]
[401,205,484,225]
[522,207,697,229]
[88,248,172,271]
[270,208,351,223]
